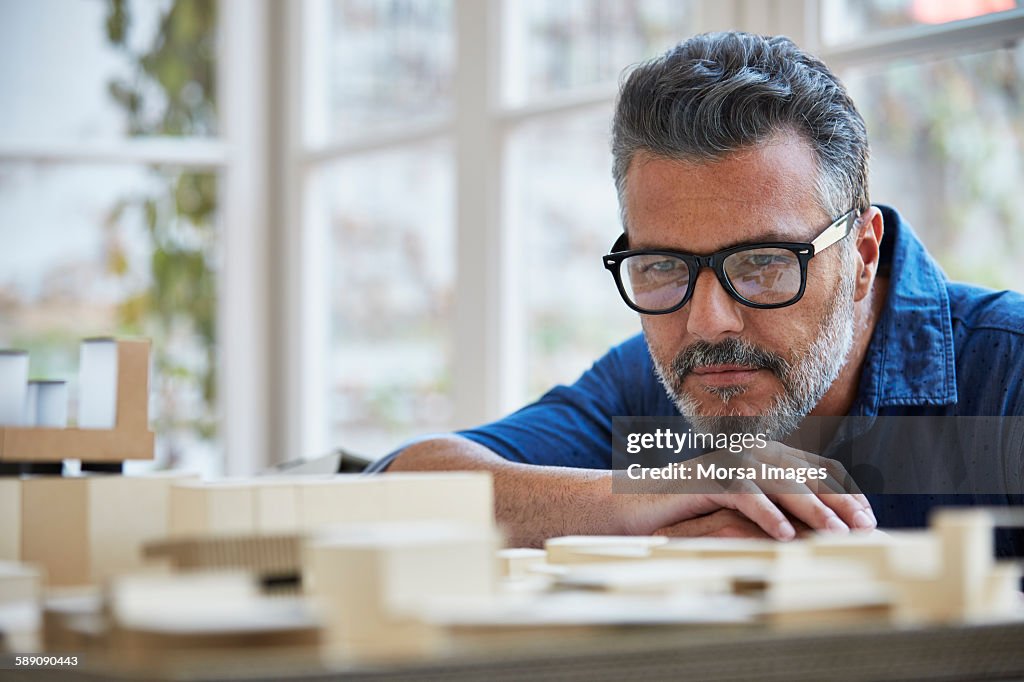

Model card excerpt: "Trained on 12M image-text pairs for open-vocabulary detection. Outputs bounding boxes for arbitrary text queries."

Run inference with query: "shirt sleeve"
[368,333,653,472]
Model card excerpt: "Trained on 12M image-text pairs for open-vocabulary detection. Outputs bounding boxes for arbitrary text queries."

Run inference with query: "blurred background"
[1,0,1022,476]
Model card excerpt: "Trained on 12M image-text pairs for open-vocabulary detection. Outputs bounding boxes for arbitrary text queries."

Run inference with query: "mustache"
[671,338,791,380]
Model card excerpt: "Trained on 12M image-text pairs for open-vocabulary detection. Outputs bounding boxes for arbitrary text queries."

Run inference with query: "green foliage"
[102,0,219,457]
[105,0,216,136]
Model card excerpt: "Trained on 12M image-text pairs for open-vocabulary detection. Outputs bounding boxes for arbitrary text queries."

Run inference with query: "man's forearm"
[387,436,619,547]
[385,436,875,546]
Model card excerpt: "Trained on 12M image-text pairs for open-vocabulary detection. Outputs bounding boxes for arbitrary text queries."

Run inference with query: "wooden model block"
[809,531,938,581]
[0,478,20,561]
[108,571,260,625]
[143,534,302,587]
[166,472,496,539]
[298,472,495,529]
[888,509,1024,625]
[544,536,669,565]
[891,508,1005,625]
[759,558,881,602]
[253,480,300,533]
[652,537,809,563]
[169,476,372,538]
[89,473,190,582]
[106,571,320,670]
[931,508,995,621]
[0,340,155,463]
[379,472,495,527]
[762,590,892,628]
[983,563,1022,618]
[0,561,42,653]
[882,531,941,578]
[169,481,257,537]
[555,559,736,595]
[42,588,105,653]
[21,477,89,586]
[0,561,40,604]
[296,476,387,529]
[21,474,193,586]
[497,548,547,579]
[306,521,498,659]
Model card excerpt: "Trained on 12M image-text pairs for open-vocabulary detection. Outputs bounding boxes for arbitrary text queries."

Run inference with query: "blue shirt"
[375,206,1024,552]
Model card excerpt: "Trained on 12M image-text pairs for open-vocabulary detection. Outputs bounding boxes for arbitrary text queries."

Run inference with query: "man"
[372,32,1024,549]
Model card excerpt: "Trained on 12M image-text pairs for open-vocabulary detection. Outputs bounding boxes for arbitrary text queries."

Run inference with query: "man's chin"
[680,388,773,416]
[678,392,807,441]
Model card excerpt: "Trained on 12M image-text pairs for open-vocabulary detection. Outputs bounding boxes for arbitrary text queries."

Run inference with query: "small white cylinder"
[78,338,119,429]
[0,350,30,426]
[25,380,69,428]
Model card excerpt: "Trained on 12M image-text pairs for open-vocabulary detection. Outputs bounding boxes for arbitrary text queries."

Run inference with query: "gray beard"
[651,269,856,441]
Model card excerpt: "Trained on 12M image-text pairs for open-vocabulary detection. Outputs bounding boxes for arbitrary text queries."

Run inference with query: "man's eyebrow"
[630,231,803,252]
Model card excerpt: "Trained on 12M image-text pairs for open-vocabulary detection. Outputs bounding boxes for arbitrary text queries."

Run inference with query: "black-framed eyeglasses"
[602,209,857,314]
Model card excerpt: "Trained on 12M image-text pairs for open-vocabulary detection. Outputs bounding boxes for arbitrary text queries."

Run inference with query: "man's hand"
[652,509,814,539]
[613,442,876,541]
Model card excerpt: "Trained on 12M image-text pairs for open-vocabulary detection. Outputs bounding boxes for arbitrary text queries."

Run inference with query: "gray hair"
[611,31,870,228]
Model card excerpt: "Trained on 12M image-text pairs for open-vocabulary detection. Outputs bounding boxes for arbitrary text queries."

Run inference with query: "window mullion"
[452,0,523,429]
[217,0,274,475]
[821,8,1024,70]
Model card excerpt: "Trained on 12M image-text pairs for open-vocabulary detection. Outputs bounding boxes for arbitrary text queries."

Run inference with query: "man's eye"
[646,259,680,273]
[747,254,781,267]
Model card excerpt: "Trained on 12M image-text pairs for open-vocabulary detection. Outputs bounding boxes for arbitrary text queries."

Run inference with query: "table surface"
[9,618,1024,682]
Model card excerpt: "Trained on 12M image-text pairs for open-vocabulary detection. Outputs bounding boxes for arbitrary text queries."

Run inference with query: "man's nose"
[685,269,745,341]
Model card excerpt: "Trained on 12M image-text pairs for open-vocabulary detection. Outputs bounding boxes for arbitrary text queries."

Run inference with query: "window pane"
[509,109,640,400]
[502,0,694,106]
[0,163,219,473]
[313,0,453,143]
[844,44,1024,289]
[823,0,1020,45]
[318,141,454,457]
[0,0,217,142]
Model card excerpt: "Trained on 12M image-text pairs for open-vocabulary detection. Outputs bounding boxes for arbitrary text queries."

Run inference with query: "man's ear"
[853,206,884,302]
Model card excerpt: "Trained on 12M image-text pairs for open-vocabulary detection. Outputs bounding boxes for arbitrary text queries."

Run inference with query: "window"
[296,0,696,459]
[299,0,456,458]
[502,0,694,105]
[822,0,1020,44]
[319,0,453,138]
[509,109,638,399]
[320,141,455,457]
[7,1,1020,473]
[504,1,694,401]
[0,0,220,473]
[816,0,1024,290]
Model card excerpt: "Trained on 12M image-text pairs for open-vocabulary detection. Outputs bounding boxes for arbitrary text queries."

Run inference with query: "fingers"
[818,492,876,530]
[711,482,797,541]
[620,444,878,539]
[767,489,851,533]
[757,478,874,532]
[653,509,772,539]
[757,444,876,531]
[786,515,816,539]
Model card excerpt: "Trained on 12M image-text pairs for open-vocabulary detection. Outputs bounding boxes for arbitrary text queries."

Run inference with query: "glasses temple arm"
[810,210,856,253]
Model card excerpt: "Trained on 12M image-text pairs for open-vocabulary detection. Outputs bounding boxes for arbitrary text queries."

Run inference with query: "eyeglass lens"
[620,247,802,311]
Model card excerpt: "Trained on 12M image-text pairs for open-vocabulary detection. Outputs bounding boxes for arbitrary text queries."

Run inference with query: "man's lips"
[691,364,758,374]
[688,364,764,386]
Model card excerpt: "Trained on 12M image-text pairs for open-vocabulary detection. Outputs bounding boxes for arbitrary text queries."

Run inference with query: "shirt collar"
[852,205,958,415]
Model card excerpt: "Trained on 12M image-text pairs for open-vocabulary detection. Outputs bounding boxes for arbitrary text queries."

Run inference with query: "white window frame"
[0,0,278,476]
[280,0,1023,466]
[281,0,752,462]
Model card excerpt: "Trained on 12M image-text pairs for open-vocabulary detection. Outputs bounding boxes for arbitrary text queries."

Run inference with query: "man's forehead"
[623,135,825,250]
